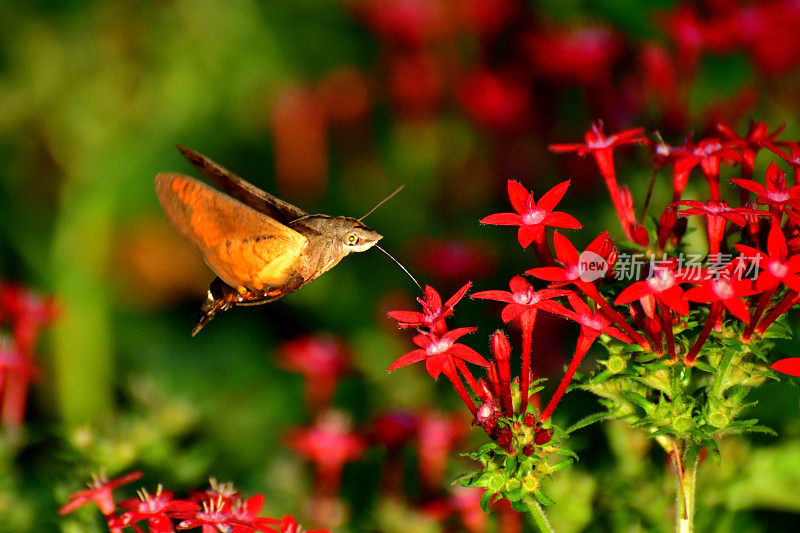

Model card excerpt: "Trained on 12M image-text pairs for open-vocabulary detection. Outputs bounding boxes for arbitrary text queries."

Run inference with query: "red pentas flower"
[387,327,488,379]
[59,470,144,516]
[112,486,199,533]
[731,162,800,218]
[471,276,570,323]
[771,358,800,411]
[673,199,768,257]
[539,293,631,422]
[480,180,581,262]
[718,120,784,184]
[388,282,471,335]
[176,495,247,531]
[615,258,690,317]
[550,122,646,240]
[527,231,615,285]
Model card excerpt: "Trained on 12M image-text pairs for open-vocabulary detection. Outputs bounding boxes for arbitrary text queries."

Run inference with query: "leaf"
[534,490,556,506]
[622,392,655,413]
[480,490,494,513]
[566,411,610,434]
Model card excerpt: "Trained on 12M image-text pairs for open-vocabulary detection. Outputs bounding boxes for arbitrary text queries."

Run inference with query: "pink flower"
[113,486,199,533]
[481,180,581,249]
[731,162,800,217]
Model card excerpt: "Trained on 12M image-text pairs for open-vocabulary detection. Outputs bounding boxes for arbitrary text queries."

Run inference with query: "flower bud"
[534,428,552,445]
[523,413,537,427]
[491,330,510,362]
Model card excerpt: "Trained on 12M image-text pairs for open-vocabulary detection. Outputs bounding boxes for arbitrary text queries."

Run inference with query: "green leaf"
[480,490,494,512]
[566,411,610,434]
[534,490,556,506]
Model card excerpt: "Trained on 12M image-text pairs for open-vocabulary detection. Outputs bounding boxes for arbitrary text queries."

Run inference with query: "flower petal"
[544,211,583,229]
[507,180,530,213]
[771,358,800,377]
[471,290,515,303]
[387,349,427,372]
[537,180,571,212]
[480,212,522,226]
[450,344,490,367]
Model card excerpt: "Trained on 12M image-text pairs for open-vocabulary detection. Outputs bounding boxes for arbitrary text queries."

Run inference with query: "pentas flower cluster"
[60,472,327,533]
[0,283,57,429]
[387,119,800,527]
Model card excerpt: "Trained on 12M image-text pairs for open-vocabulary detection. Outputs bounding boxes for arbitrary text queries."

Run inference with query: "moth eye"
[346,232,360,245]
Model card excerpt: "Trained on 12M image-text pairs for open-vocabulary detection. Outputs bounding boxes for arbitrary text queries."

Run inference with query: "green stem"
[676,452,699,533]
[522,494,555,533]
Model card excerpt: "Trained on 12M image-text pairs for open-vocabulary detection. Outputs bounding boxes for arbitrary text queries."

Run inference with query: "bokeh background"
[3,0,800,531]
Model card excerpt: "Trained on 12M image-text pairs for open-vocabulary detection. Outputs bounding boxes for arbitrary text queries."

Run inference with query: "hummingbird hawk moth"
[156,146,417,336]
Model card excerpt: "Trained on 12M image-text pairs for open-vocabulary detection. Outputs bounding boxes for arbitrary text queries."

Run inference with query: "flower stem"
[522,494,555,533]
[443,358,477,416]
[676,451,699,533]
[519,311,536,413]
[540,335,591,422]
[685,302,722,364]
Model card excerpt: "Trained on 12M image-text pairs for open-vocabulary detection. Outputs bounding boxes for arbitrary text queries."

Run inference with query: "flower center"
[765,190,790,202]
[712,279,734,300]
[513,289,535,305]
[647,269,675,292]
[768,260,788,278]
[427,340,451,355]
[521,208,546,225]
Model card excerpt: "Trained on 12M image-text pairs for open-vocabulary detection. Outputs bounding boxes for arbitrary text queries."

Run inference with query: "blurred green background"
[3,0,800,531]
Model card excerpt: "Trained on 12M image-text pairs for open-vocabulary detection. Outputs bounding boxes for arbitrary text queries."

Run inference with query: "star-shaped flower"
[387,327,488,379]
[480,180,581,249]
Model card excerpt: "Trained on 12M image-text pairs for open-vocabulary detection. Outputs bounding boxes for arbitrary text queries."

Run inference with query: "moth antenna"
[375,245,422,291]
[359,185,404,222]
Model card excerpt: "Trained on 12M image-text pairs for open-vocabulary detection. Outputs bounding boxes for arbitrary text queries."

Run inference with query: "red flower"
[230,494,281,532]
[737,223,800,293]
[615,259,690,317]
[113,486,199,533]
[59,470,144,516]
[388,282,471,335]
[527,231,613,285]
[176,495,246,531]
[731,162,800,218]
[540,293,631,422]
[458,69,530,134]
[278,334,349,411]
[771,358,800,411]
[286,411,367,493]
[683,262,755,323]
[673,199,768,256]
[387,327,488,379]
[480,180,581,249]
[550,122,646,240]
[471,276,570,323]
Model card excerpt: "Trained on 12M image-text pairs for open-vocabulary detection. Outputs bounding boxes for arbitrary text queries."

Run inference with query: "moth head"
[340,219,382,253]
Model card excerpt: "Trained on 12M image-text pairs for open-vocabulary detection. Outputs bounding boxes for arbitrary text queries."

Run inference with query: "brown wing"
[176,145,306,224]
[155,172,308,291]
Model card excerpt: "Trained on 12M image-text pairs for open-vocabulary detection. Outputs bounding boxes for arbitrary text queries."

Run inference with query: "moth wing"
[155,172,308,291]
[176,145,306,223]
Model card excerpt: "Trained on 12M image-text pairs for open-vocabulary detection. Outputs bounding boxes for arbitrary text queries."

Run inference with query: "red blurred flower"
[524,26,620,85]
[415,411,467,490]
[59,470,144,516]
[388,52,443,116]
[286,411,367,493]
[355,0,446,48]
[278,334,349,411]
[480,180,581,254]
[386,327,488,379]
[771,358,800,411]
[388,282,471,335]
[267,514,330,533]
[458,69,530,134]
[410,238,496,284]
